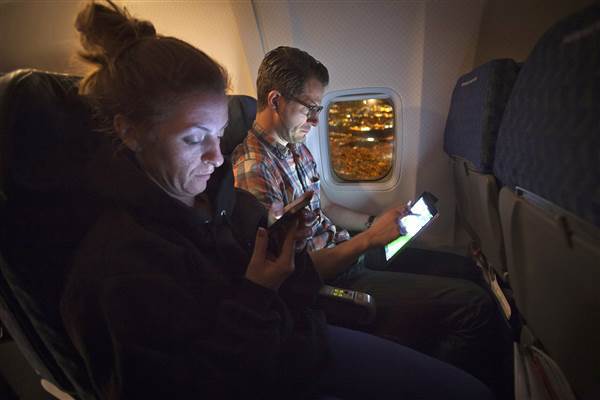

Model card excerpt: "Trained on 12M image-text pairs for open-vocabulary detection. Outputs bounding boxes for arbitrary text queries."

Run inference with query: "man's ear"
[113,114,140,152]
[267,90,281,111]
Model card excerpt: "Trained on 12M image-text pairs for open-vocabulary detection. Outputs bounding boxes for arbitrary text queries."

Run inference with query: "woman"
[61,1,494,399]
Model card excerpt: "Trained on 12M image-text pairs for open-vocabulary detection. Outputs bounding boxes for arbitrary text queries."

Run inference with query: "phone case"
[266,192,313,257]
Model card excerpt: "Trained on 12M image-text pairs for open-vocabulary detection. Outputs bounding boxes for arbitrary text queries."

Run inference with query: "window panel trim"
[313,87,404,192]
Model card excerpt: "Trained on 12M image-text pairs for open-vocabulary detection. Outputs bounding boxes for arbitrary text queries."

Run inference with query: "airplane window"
[327,97,394,181]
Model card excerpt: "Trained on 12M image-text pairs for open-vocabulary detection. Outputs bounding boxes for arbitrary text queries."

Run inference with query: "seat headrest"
[443,59,520,172]
[0,69,105,193]
[220,95,256,157]
[493,4,600,227]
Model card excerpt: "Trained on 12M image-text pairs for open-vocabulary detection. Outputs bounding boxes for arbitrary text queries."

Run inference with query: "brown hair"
[76,0,229,135]
[256,46,329,110]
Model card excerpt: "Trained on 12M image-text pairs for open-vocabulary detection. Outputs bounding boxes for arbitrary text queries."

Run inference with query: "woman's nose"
[203,140,224,168]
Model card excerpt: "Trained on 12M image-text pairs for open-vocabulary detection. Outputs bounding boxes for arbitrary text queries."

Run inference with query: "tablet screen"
[384,196,436,261]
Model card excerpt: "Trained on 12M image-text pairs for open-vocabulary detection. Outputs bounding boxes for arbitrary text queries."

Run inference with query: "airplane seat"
[220,94,257,158]
[0,69,104,400]
[443,58,520,283]
[493,4,600,399]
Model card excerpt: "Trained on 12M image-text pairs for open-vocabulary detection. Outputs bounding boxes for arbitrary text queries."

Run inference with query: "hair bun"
[130,18,156,39]
[76,1,156,65]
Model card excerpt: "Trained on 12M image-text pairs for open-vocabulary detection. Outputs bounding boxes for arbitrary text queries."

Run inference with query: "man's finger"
[300,209,318,227]
[294,226,312,241]
[399,204,411,217]
[399,220,407,235]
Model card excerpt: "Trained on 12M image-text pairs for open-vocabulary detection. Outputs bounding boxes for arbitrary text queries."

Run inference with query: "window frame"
[315,87,404,192]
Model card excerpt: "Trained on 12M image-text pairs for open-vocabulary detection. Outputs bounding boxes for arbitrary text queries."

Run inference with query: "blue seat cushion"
[443,59,519,172]
[493,4,600,227]
[220,95,256,157]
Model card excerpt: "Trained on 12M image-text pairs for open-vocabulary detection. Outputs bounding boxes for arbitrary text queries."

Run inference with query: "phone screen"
[384,196,437,261]
[267,191,313,256]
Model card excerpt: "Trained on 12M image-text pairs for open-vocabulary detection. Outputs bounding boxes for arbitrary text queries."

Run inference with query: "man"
[232,46,512,398]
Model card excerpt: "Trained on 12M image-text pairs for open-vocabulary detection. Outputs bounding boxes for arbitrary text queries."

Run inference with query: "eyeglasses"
[289,96,323,119]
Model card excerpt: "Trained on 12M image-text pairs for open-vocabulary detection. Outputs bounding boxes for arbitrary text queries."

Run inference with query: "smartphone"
[267,191,313,257]
[384,191,439,262]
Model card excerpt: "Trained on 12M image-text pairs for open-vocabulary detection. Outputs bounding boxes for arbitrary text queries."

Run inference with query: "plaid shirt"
[232,123,350,251]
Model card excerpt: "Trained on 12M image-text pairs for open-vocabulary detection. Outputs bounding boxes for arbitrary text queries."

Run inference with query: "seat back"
[0,252,65,387]
[493,4,600,398]
[443,59,519,278]
[220,94,257,158]
[0,69,104,399]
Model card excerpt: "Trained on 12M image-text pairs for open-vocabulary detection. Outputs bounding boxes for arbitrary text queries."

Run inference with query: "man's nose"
[307,115,319,126]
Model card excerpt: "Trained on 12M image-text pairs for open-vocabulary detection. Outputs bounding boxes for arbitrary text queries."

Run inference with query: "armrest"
[40,379,75,400]
[317,285,376,326]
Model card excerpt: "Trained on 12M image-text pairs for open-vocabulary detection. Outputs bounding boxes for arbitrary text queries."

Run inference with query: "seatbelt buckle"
[318,285,376,325]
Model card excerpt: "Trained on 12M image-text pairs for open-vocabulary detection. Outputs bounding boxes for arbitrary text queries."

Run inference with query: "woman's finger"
[249,227,268,265]
[278,218,299,263]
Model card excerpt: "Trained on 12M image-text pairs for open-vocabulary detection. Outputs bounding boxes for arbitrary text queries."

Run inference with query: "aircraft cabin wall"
[0,0,257,96]
[0,0,594,250]
[474,0,597,65]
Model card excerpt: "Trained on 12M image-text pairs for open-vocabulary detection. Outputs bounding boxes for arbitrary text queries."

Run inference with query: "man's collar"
[251,121,291,159]
[273,133,289,147]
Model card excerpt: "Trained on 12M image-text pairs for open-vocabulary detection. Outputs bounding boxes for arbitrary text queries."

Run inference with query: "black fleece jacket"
[60,147,328,400]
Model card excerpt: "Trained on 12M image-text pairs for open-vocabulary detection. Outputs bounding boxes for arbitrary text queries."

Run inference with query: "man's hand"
[293,208,318,251]
[245,221,298,291]
[364,205,410,248]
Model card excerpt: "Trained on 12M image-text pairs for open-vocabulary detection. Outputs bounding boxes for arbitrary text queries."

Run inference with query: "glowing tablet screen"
[384,197,435,261]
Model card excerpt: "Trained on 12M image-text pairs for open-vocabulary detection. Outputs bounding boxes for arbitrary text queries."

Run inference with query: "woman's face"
[134,92,228,206]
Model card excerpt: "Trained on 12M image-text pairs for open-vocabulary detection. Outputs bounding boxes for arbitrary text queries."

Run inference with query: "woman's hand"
[245,220,299,291]
[364,205,410,248]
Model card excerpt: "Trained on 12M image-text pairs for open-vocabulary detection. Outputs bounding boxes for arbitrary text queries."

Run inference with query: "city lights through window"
[327,98,395,181]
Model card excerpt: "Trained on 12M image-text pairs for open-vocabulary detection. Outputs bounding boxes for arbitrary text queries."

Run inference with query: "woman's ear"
[113,114,140,152]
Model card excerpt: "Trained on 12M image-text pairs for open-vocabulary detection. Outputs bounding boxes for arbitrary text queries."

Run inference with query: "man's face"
[276,78,325,144]
[134,92,228,205]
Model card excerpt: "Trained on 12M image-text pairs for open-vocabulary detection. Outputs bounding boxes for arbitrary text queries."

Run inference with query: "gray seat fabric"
[443,59,520,277]
[499,188,600,400]
[451,165,506,276]
[493,4,600,399]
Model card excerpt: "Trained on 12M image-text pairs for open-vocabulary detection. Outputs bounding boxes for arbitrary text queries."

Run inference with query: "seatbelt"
[471,243,512,320]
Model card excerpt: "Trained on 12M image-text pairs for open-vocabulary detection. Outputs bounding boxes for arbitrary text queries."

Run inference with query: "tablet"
[384,191,438,262]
